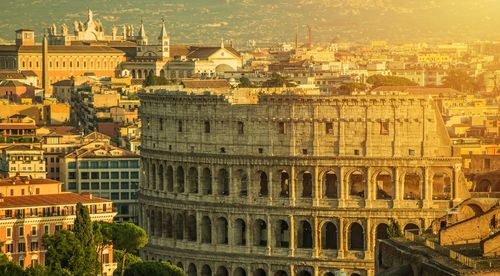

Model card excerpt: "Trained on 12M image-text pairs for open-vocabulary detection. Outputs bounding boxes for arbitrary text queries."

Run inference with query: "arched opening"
[158,164,164,191]
[236,169,248,197]
[253,219,267,246]
[351,273,361,276]
[175,213,184,240]
[131,69,136,79]
[258,170,268,197]
[376,223,389,240]
[301,171,313,198]
[201,216,212,243]
[217,168,230,196]
[151,163,157,190]
[156,211,163,238]
[187,263,197,276]
[376,171,392,199]
[321,222,337,249]
[254,269,267,276]
[234,267,247,276]
[275,271,287,276]
[187,215,197,241]
[149,210,155,236]
[138,70,143,79]
[216,217,228,244]
[404,223,419,234]
[234,218,246,245]
[476,179,492,192]
[280,170,290,197]
[458,204,484,221]
[275,220,290,248]
[432,173,451,200]
[160,69,165,78]
[349,222,364,251]
[166,166,174,192]
[202,167,212,195]
[188,167,198,194]
[177,166,185,193]
[216,266,229,276]
[176,262,183,271]
[164,213,173,238]
[201,265,212,276]
[323,273,335,276]
[324,171,338,198]
[298,220,313,248]
[349,170,365,198]
[298,271,312,276]
[404,173,421,200]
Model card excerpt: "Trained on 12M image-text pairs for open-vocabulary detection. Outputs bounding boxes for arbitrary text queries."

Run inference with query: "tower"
[42,34,49,99]
[15,29,35,46]
[158,19,170,59]
[137,20,148,45]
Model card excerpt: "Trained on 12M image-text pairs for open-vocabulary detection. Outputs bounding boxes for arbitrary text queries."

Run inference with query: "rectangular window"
[111,172,119,179]
[131,192,138,199]
[6,227,12,238]
[130,160,139,168]
[100,161,109,168]
[121,182,130,189]
[204,121,211,133]
[81,172,89,179]
[90,161,99,169]
[110,161,119,168]
[81,182,90,190]
[68,162,76,169]
[237,121,244,134]
[19,226,24,237]
[121,172,129,179]
[68,172,76,180]
[111,182,120,189]
[101,182,110,190]
[130,172,139,179]
[120,161,129,168]
[31,226,37,236]
[326,122,333,134]
[18,242,25,252]
[30,241,38,251]
[68,182,77,190]
[121,192,130,200]
[159,118,163,131]
[101,172,110,179]
[131,182,139,189]
[79,161,89,169]
[178,120,183,132]
[278,122,286,134]
[380,121,389,135]
[6,244,13,253]
[55,225,62,232]
[91,172,99,179]
[91,182,100,190]
[111,192,119,200]
[44,225,49,235]
[485,158,491,170]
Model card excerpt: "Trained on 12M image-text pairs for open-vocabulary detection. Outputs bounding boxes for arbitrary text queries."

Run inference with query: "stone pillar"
[196,212,202,244]
[393,168,402,208]
[268,168,273,205]
[365,219,373,259]
[247,166,253,204]
[339,167,347,208]
[313,216,319,258]
[313,165,320,206]
[366,167,373,207]
[338,218,346,258]
[290,165,296,207]
[289,215,295,256]
[228,166,233,198]
[424,167,431,208]
[266,214,272,255]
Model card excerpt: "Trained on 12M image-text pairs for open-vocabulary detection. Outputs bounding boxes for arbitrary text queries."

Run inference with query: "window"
[178,120,183,132]
[354,149,360,156]
[111,172,119,179]
[302,149,308,155]
[237,121,244,134]
[278,122,286,134]
[111,192,119,200]
[44,225,49,235]
[121,182,130,189]
[131,182,139,189]
[121,172,129,179]
[110,161,119,168]
[409,149,416,156]
[90,161,99,169]
[81,172,89,179]
[68,172,76,179]
[111,182,120,189]
[100,161,109,168]
[326,122,333,134]
[101,172,109,179]
[130,172,139,179]
[31,226,37,236]
[36,188,40,194]
[18,242,25,252]
[81,182,90,190]
[91,172,99,179]
[79,161,89,169]
[204,121,211,133]
[30,241,38,251]
[68,182,77,190]
[55,225,62,232]
[380,121,389,135]
[6,244,13,253]
[19,226,24,237]
[101,182,110,190]
[220,147,226,153]
[130,160,139,168]
[159,118,163,130]
[121,192,130,200]
[6,227,12,238]
[91,182,99,190]
[68,162,76,169]
[120,161,129,168]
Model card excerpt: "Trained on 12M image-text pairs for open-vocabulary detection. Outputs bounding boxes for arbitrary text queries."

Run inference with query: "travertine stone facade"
[138,91,469,276]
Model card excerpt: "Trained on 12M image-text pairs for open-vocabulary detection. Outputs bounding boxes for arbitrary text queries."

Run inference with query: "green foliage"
[111,223,148,255]
[239,77,254,88]
[42,230,87,275]
[123,262,183,276]
[338,82,367,94]
[443,69,483,92]
[144,72,170,87]
[113,249,142,275]
[24,265,51,276]
[73,203,100,275]
[262,73,296,87]
[387,220,402,238]
[0,262,25,276]
[366,74,417,88]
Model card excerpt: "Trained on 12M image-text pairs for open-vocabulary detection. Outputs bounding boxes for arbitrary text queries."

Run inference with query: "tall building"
[138,90,469,276]
[1,145,46,179]
[0,175,116,273]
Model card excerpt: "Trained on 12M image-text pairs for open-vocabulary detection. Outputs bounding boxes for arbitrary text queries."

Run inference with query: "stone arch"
[164,213,173,238]
[131,69,136,78]
[323,171,338,199]
[349,222,364,251]
[298,271,312,276]
[186,214,197,241]
[234,218,246,245]
[458,203,484,221]
[177,166,185,193]
[217,168,230,196]
[257,170,268,197]
[175,213,184,240]
[201,265,212,276]
[323,273,335,276]
[138,70,143,79]
[321,221,338,249]
[253,219,267,246]
[254,269,267,276]
[151,163,157,190]
[432,172,451,200]
[158,164,164,191]
[375,170,392,199]
[216,266,229,276]
[275,271,288,276]
[404,172,421,200]
[216,217,228,244]
[201,216,212,243]
[349,170,365,198]
[476,179,492,192]
[166,165,174,192]
[376,223,389,240]
[156,210,163,238]
[160,69,165,78]
[236,169,249,196]
[234,267,247,276]
[188,167,198,194]
[279,170,290,197]
[404,223,419,234]
[202,167,212,195]
[187,263,197,276]
[300,171,313,198]
[275,219,290,248]
[298,220,313,248]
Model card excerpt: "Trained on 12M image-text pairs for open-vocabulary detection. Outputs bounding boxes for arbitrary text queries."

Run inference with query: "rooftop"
[0,192,110,208]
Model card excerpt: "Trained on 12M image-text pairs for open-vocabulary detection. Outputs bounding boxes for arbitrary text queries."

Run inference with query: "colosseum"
[138,90,469,276]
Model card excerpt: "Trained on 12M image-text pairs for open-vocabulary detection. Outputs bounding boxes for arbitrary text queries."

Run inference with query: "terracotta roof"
[169,44,191,57]
[0,80,32,88]
[0,124,37,130]
[0,71,26,80]
[18,45,125,54]
[52,79,74,87]
[181,79,230,89]
[44,126,79,136]
[0,193,110,208]
[3,144,41,152]
[0,176,58,186]
[21,70,37,77]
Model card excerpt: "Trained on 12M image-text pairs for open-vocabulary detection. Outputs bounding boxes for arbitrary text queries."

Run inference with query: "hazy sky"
[0,0,499,44]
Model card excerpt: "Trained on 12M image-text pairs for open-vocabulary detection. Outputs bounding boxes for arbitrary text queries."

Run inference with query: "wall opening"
[376,223,389,240]
[202,168,212,195]
[432,173,451,200]
[275,220,290,248]
[188,167,198,194]
[280,171,290,197]
[259,171,268,196]
[253,219,267,246]
[321,222,337,249]
[298,220,313,248]
[404,173,421,200]
[175,213,184,240]
[186,215,197,241]
[349,222,364,251]
[302,171,313,198]
[216,217,228,244]
[217,168,230,196]
[324,172,338,199]
[376,171,392,199]
[349,171,365,198]
[166,166,174,192]
[234,218,246,245]
[177,166,185,193]
[201,216,212,243]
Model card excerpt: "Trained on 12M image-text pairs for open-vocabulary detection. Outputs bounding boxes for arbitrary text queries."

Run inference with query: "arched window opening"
[216,266,229,276]
[216,217,228,244]
[217,169,230,196]
[404,173,421,200]
[259,171,268,196]
[175,213,184,240]
[188,167,198,194]
[302,171,313,198]
[253,219,267,246]
[324,172,338,198]
[166,166,174,192]
[254,269,267,276]
[322,222,337,249]
[158,164,164,191]
[349,222,364,251]
[149,210,155,236]
[187,264,197,276]
[404,223,419,234]
[187,215,197,241]
[234,219,246,245]
[201,216,212,243]
[376,171,392,199]
[298,220,313,248]
[432,173,451,200]
[275,220,290,248]
[234,267,247,276]
[376,223,389,240]
[176,262,183,271]
[201,265,212,276]
[202,168,212,195]
[156,211,163,238]
[151,164,157,190]
[177,166,185,193]
[280,171,290,197]
[349,171,364,198]
[275,271,287,276]
[164,213,173,238]
[237,169,248,196]
[298,271,312,276]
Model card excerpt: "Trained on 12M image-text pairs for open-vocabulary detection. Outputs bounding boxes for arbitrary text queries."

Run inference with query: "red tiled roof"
[18,45,125,54]
[0,193,110,208]
[0,124,37,130]
[0,176,59,187]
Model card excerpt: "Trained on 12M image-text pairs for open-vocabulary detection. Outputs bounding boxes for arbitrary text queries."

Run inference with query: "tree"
[73,203,100,275]
[262,73,296,87]
[42,230,85,275]
[124,262,183,276]
[443,69,483,92]
[387,220,402,238]
[338,82,367,94]
[0,262,25,276]
[144,72,170,87]
[366,74,417,88]
[110,223,148,276]
[239,77,254,88]
[113,249,142,275]
[93,222,114,275]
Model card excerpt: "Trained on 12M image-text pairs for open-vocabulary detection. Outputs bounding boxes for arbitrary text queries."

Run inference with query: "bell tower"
[158,19,170,59]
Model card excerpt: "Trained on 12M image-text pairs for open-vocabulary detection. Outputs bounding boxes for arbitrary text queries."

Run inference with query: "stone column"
[268,168,273,205]
[289,215,295,256]
[291,165,296,207]
[393,167,402,208]
[424,167,431,208]
[338,218,346,258]
[313,165,320,206]
[247,166,253,204]
[266,214,272,255]
[313,216,319,258]
[366,167,373,208]
[365,219,373,259]
[228,166,233,198]
[339,167,347,208]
